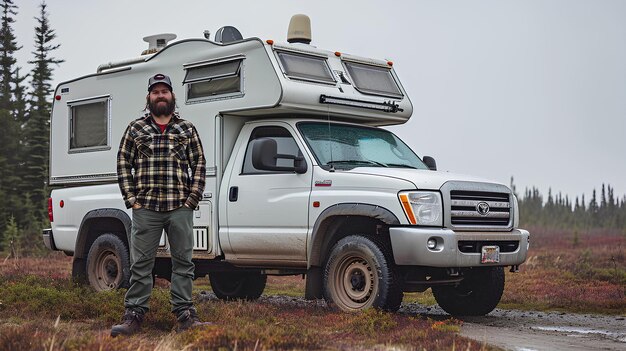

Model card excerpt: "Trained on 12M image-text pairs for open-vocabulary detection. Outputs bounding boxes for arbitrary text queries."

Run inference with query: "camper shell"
[50,38,411,186]
[44,18,529,316]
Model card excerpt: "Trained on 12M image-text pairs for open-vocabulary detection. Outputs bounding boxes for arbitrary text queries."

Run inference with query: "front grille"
[450,190,510,227]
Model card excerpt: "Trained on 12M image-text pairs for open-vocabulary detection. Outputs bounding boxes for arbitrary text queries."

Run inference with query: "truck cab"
[43,15,529,316]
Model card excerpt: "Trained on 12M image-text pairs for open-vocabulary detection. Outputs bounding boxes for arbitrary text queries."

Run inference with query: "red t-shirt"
[155,122,167,133]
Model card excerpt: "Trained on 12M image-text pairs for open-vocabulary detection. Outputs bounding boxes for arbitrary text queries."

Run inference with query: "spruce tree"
[23,1,63,219]
[0,0,21,235]
[0,0,19,109]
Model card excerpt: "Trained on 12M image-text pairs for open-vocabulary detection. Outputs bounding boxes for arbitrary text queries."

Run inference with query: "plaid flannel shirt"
[117,112,206,211]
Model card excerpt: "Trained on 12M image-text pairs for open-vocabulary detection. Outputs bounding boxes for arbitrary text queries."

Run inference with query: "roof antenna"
[287,14,312,44]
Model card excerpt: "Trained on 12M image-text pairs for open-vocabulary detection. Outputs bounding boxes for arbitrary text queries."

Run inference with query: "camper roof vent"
[142,33,177,55]
[287,14,311,44]
[215,26,243,43]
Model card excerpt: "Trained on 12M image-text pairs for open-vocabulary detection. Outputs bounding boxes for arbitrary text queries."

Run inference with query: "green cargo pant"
[124,206,195,316]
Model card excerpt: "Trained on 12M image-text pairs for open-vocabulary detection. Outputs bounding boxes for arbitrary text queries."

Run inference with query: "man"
[112,73,208,336]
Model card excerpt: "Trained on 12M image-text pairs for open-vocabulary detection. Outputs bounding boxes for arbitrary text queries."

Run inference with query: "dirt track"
[200,291,626,350]
[400,303,626,351]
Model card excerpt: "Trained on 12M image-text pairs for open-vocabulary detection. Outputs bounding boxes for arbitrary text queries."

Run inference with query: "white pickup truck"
[43,16,529,316]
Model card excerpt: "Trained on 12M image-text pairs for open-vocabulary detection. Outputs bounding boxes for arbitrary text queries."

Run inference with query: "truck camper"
[43,15,529,315]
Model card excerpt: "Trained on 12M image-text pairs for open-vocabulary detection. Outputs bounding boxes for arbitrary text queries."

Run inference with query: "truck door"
[225,124,312,262]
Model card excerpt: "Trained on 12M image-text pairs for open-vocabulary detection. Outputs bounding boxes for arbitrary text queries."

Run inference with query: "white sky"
[12,0,626,203]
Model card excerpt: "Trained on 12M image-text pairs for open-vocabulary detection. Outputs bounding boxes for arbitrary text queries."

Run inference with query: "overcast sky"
[12,0,626,203]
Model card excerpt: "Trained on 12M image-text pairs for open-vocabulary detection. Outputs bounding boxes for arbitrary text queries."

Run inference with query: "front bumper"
[389,227,530,267]
[42,228,57,251]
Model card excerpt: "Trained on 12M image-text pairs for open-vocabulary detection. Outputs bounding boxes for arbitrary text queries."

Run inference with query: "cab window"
[242,126,303,174]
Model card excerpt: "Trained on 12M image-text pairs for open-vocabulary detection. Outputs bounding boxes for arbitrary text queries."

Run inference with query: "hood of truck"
[346,168,507,190]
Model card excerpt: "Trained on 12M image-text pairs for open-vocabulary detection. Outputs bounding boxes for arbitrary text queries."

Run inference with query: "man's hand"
[132,203,142,209]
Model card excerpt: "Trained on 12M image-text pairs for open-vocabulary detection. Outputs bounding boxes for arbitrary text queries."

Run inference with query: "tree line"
[513,179,626,230]
[0,0,61,255]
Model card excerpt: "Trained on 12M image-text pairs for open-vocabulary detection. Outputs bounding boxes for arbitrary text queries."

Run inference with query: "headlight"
[398,191,443,226]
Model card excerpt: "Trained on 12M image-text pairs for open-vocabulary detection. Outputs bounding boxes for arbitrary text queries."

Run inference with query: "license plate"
[481,245,500,263]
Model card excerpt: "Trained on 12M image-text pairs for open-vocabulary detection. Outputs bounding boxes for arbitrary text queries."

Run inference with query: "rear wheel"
[86,234,130,292]
[209,271,267,300]
[432,266,505,316]
[323,235,403,312]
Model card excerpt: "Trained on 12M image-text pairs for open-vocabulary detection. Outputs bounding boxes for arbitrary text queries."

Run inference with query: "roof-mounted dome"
[287,14,311,44]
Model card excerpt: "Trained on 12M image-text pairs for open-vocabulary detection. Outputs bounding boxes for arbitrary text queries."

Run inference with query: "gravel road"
[400,303,626,351]
[199,292,626,350]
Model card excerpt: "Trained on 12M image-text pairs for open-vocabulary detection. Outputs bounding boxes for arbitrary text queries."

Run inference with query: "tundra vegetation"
[0,226,623,350]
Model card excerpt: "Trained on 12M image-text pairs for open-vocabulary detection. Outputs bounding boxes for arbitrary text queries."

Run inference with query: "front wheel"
[432,266,505,316]
[323,235,403,312]
[86,233,130,292]
[209,271,267,300]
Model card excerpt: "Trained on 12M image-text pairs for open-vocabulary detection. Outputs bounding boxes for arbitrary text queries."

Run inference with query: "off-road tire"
[432,266,505,316]
[86,233,130,292]
[323,235,403,312]
[209,271,267,300]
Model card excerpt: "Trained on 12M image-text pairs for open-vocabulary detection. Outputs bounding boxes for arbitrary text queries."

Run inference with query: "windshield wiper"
[385,163,417,169]
[326,160,388,168]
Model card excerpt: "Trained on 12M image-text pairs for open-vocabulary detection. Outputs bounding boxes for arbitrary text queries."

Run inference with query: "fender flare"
[308,203,400,267]
[74,208,131,259]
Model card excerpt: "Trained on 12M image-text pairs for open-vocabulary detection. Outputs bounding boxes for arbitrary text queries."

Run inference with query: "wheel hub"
[350,270,366,291]
[95,251,121,289]
[340,259,373,304]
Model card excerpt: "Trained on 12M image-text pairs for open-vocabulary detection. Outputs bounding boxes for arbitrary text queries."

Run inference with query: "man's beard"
[148,96,176,117]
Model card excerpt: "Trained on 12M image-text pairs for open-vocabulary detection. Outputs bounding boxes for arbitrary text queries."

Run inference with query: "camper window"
[343,61,402,98]
[276,51,335,84]
[68,96,110,152]
[184,59,242,101]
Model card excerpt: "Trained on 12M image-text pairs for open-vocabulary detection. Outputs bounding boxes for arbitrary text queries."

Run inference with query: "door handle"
[229,186,238,202]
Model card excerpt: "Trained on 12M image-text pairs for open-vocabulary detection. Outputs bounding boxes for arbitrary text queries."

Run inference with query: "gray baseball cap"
[148,73,173,91]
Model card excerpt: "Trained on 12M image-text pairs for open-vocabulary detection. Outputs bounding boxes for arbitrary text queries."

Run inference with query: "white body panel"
[51,183,128,252]
[222,122,311,263]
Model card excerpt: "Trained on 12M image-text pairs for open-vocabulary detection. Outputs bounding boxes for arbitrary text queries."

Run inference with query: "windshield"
[297,122,428,171]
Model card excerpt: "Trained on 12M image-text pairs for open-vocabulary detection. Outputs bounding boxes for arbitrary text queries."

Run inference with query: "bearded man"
[112,73,208,336]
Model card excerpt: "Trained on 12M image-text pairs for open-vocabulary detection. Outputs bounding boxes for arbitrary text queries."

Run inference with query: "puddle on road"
[532,326,626,343]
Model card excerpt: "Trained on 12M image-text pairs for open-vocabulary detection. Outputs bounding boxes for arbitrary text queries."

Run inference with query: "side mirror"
[423,156,437,171]
[251,138,307,174]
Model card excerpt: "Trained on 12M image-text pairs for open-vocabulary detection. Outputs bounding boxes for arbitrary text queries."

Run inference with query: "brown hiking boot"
[176,307,213,332]
[111,309,144,337]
